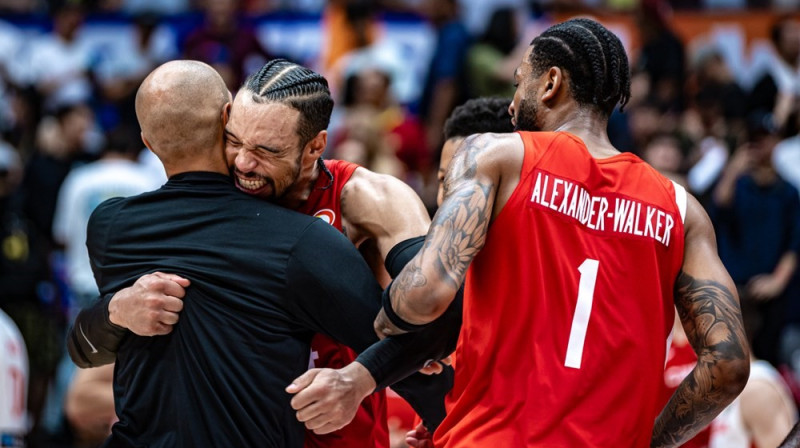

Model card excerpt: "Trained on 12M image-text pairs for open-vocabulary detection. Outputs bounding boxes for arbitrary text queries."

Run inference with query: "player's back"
[435,131,686,448]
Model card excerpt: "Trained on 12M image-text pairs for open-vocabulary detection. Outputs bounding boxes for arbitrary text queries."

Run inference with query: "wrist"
[107,293,126,329]
[343,362,377,398]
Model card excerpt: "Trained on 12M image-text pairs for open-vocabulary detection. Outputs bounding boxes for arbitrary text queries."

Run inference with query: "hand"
[418,356,453,375]
[747,273,786,301]
[286,362,376,434]
[406,422,434,448]
[108,272,190,336]
[374,308,407,340]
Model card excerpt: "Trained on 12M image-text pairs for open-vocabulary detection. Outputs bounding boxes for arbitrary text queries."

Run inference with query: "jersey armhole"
[671,181,687,224]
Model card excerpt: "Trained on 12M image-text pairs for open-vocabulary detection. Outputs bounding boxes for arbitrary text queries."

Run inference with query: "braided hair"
[529,18,631,116]
[242,59,334,145]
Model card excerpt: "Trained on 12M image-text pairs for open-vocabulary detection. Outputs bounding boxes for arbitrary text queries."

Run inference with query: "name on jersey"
[529,171,675,247]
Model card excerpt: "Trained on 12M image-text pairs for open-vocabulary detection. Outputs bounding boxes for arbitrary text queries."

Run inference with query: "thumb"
[152,272,191,287]
[286,368,322,394]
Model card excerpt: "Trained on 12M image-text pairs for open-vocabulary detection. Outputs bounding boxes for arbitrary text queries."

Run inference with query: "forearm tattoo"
[391,134,496,317]
[651,271,748,448]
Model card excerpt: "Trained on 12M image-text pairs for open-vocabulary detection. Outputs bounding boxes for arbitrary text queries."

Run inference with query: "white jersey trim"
[671,181,687,224]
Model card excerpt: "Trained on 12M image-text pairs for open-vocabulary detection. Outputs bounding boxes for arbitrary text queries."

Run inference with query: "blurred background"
[0,0,798,447]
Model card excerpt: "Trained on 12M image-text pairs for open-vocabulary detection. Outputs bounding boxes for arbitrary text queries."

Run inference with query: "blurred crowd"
[0,0,799,447]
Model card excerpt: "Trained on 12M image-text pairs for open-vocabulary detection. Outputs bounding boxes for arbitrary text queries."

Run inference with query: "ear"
[541,67,563,103]
[221,101,232,127]
[304,130,328,159]
[140,132,153,152]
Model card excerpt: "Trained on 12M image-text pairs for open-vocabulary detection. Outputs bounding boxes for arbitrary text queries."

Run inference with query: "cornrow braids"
[242,59,334,145]
[529,18,631,116]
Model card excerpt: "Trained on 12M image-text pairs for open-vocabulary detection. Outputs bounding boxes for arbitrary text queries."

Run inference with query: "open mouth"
[234,171,272,195]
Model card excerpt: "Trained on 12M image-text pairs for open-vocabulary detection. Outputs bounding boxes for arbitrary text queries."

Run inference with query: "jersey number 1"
[564,259,599,369]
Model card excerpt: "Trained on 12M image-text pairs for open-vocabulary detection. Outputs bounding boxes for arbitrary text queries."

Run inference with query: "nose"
[508,101,515,117]
[235,148,257,172]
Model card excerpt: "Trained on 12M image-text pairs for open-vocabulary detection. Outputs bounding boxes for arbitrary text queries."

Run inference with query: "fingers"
[300,405,348,434]
[151,271,191,288]
[286,369,321,396]
[158,310,181,326]
[161,296,184,314]
[419,361,443,375]
[142,273,188,299]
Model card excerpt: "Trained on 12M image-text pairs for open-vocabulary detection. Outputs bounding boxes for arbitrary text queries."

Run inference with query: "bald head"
[136,60,231,164]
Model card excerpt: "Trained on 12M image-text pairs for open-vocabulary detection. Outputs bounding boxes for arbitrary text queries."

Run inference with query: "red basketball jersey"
[433,132,686,448]
[296,159,389,448]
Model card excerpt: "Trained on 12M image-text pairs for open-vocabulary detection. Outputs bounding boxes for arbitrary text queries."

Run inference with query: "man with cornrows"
[365,18,749,448]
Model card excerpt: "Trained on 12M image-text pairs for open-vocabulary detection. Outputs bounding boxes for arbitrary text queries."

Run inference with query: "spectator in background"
[321,0,378,77]
[689,50,748,127]
[183,0,272,91]
[710,113,800,368]
[92,11,177,130]
[0,308,28,448]
[333,66,429,189]
[748,17,799,131]
[22,3,93,111]
[19,102,97,248]
[0,140,60,444]
[774,104,800,195]
[417,0,471,152]
[465,8,518,99]
[634,0,685,113]
[641,133,688,187]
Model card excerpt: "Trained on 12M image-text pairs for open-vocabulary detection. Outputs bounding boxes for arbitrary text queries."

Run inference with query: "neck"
[548,107,618,158]
[161,144,229,178]
[279,159,321,209]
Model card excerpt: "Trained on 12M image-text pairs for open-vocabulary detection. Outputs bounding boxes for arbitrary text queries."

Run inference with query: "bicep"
[342,170,430,259]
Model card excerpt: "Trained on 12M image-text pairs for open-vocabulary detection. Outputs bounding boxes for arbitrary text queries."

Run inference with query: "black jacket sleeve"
[286,229,460,430]
[67,293,128,367]
[66,198,129,368]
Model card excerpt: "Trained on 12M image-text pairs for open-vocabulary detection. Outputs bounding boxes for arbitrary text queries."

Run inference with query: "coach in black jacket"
[67,61,455,448]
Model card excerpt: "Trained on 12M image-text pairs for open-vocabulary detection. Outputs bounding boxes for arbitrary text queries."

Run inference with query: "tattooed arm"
[651,194,750,448]
[375,133,523,335]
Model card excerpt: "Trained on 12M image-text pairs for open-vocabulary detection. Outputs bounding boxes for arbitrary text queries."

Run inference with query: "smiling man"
[68,59,459,448]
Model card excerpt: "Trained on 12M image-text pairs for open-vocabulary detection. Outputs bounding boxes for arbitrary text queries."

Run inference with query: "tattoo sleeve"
[390,134,497,322]
[651,271,749,448]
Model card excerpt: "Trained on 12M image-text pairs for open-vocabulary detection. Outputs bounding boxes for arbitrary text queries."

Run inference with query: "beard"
[514,97,541,132]
[273,148,305,201]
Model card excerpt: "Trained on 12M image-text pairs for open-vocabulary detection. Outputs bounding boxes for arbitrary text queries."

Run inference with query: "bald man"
[66,60,454,448]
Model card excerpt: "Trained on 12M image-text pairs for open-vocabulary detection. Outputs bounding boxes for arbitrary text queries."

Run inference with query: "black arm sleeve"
[67,197,129,368]
[286,225,459,428]
[357,236,463,430]
[67,293,128,368]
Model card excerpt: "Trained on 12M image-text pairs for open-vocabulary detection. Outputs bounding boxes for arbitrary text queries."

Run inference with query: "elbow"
[404,285,456,325]
[718,353,750,400]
